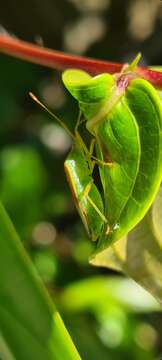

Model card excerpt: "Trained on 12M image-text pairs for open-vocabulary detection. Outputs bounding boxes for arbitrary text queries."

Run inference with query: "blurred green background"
[0,0,162,359]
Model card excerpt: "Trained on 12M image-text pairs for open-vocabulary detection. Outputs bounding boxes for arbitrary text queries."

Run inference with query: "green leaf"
[60,276,159,314]
[63,69,162,250]
[0,201,81,360]
[95,78,162,248]
[62,66,162,303]
[62,70,114,103]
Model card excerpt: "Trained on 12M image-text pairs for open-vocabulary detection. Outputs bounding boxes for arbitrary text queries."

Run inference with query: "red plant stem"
[0,35,162,88]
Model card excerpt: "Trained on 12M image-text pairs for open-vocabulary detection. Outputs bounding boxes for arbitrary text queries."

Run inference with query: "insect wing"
[64,144,104,242]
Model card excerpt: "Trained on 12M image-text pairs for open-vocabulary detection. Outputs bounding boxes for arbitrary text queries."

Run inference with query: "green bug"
[62,58,162,251]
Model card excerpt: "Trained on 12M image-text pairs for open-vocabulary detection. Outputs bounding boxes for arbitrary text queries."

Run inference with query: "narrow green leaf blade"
[0,201,81,360]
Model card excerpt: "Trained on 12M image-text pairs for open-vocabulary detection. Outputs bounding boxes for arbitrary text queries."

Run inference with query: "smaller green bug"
[30,93,107,242]
[64,141,106,242]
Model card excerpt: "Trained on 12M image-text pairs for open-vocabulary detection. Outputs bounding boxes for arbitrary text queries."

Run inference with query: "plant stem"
[0,35,162,88]
[0,35,121,74]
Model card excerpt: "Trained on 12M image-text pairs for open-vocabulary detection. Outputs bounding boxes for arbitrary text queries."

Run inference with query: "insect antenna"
[29,92,75,140]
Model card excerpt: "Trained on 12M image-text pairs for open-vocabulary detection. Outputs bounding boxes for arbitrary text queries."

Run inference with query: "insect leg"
[80,180,108,224]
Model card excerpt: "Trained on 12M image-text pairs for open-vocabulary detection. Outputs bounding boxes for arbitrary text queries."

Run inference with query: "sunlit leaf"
[90,187,162,304]
[60,276,159,314]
